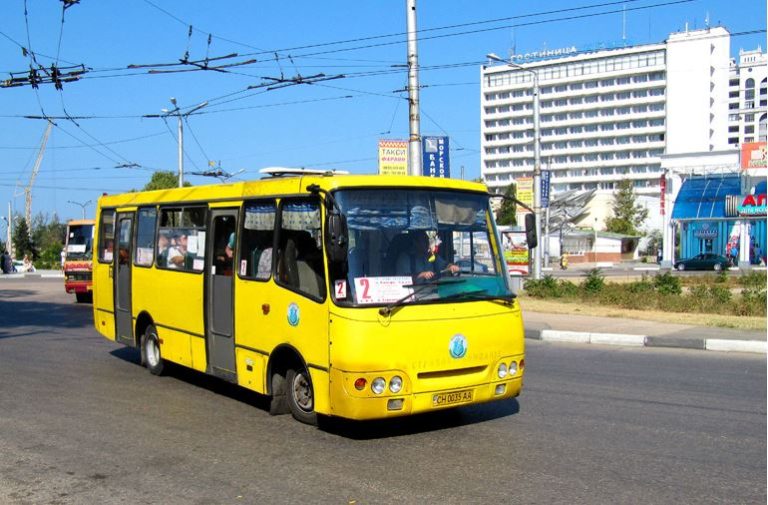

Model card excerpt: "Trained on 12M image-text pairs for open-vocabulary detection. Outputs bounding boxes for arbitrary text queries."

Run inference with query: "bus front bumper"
[65,280,92,294]
[328,368,522,421]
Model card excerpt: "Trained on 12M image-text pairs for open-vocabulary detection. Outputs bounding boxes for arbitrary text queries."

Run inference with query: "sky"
[1,0,765,226]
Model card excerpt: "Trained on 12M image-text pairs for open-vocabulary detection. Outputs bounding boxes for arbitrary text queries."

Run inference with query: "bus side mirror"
[524,213,538,250]
[326,213,348,263]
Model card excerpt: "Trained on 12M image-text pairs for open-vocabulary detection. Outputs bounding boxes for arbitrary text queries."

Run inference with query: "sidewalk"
[4,269,764,354]
[524,310,766,354]
[0,269,64,279]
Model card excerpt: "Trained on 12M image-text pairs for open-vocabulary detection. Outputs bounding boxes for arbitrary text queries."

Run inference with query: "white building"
[480,26,764,200]
[728,48,768,145]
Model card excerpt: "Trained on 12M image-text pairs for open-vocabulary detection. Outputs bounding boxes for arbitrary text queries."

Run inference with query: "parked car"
[674,253,731,271]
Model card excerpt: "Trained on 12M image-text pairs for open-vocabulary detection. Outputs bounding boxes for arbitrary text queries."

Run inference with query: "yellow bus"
[93,171,531,424]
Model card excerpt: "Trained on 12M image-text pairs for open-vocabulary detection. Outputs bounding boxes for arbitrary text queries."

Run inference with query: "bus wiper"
[439,289,517,303]
[378,278,466,317]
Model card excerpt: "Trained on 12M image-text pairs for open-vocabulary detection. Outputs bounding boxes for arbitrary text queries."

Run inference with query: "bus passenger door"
[114,213,134,346]
[206,209,238,380]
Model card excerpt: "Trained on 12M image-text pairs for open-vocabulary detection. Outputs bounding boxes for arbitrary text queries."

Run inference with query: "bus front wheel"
[287,367,317,425]
[141,325,165,376]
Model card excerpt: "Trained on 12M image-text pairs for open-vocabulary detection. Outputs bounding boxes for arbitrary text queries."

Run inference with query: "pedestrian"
[60,248,66,270]
[22,254,35,273]
[0,250,7,274]
[3,251,14,273]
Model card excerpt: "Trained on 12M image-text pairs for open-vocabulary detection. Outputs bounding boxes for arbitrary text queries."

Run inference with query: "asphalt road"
[1,279,765,504]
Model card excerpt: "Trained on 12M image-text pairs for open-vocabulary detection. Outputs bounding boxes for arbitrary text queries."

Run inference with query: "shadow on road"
[109,347,272,412]
[0,294,92,340]
[320,399,520,439]
[109,346,520,438]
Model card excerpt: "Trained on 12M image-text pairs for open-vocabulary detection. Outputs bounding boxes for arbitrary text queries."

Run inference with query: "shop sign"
[693,222,718,239]
[737,193,767,216]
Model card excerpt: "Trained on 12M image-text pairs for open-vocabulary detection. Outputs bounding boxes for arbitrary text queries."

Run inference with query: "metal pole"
[177,113,184,188]
[406,0,422,176]
[532,72,542,280]
[544,206,550,268]
[7,202,11,255]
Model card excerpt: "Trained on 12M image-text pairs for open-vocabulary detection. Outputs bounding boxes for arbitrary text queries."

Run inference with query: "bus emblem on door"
[287,303,300,327]
[449,334,467,359]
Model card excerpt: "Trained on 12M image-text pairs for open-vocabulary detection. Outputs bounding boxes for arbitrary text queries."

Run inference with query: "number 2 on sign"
[334,280,347,299]
[359,278,370,300]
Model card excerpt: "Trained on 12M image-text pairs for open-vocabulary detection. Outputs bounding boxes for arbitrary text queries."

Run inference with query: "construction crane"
[25,122,53,232]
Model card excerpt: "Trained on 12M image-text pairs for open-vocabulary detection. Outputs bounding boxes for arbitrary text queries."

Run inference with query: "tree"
[604,180,648,236]
[495,184,518,226]
[32,213,66,268]
[12,216,35,259]
[142,171,192,191]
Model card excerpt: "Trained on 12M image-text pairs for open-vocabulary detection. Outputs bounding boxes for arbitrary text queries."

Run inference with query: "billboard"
[498,226,530,276]
[422,136,450,178]
[741,142,766,171]
[378,140,408,176]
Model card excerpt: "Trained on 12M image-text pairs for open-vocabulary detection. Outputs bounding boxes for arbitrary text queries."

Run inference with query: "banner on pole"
[378,140,408,176]
[540,171,551,208]
[516,177,533,212]
[421,136,450,178]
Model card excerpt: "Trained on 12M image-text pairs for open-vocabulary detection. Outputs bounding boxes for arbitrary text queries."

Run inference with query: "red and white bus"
[64,219,94,302]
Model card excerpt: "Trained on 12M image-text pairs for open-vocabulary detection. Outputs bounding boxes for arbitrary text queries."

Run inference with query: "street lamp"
[145,98,208,188]
[486,53,542,279]
[67,199,92,219]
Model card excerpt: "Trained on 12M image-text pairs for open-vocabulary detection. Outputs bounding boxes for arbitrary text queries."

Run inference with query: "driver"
[398,230,459,282]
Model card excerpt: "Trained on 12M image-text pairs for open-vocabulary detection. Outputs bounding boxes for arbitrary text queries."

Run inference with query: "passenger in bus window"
[168,232,191,269]
[156,233,170,267]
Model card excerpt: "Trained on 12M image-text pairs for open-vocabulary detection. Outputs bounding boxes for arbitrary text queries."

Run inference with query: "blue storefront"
[672,175,766,264]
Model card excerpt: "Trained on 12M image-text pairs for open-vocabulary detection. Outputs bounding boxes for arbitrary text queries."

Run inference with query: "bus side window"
[134,207,157,267]
[240,201,276,280]
[276,200,325,299]
[98,210,115,263]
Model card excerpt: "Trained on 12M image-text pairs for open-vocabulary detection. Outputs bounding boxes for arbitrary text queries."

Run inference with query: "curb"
[528,329,766,354]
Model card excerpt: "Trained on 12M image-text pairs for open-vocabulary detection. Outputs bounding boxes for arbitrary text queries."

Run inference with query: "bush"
[558,280,579,297]
[739,271,767,289]
[524,275,559,298]
[654,271,681,295]
[581,268,605,295]
[708,285,732,305]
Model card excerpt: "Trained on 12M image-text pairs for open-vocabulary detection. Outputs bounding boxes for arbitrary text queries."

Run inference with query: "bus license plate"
[432,389,473,407]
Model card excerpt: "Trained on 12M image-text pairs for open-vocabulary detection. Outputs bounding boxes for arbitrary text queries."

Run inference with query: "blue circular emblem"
[287,303,300,327]
[449,334,468,359]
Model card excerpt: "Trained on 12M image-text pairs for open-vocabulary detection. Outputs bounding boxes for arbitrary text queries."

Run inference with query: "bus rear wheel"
[287,366,317,425]
[141,325,165,376]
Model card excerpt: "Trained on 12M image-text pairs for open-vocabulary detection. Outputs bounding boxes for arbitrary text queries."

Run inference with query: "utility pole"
[486,53,542,279]
[144,98,208,188]
[406,0,422,176]
[4,202,11,255]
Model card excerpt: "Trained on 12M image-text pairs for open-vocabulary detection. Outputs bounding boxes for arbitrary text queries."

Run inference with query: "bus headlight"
[497,363,508,378]
[371,377,386,395]
[508,361,518,376]
[389,376,403,393]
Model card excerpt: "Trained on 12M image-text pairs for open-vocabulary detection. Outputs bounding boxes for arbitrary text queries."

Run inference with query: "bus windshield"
[66,224,94,260]
[333,188,511,307]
